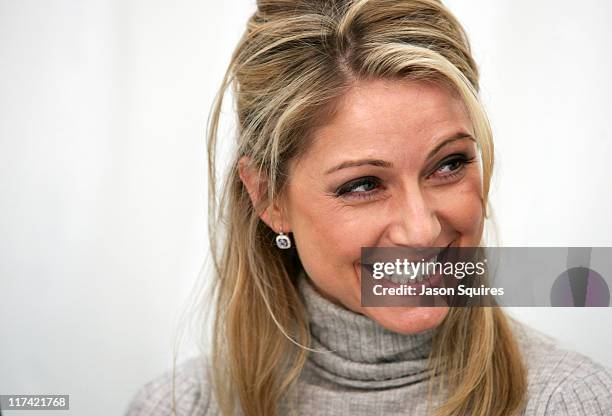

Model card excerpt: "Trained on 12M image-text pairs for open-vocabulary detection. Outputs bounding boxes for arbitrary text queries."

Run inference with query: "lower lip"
[361,266,445,291]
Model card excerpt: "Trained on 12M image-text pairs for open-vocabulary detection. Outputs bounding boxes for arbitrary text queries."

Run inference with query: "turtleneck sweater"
[285,273,443,415]
[126,272,612,415]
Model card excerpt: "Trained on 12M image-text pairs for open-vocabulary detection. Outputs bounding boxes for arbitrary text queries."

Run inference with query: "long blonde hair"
[205,1,526,415]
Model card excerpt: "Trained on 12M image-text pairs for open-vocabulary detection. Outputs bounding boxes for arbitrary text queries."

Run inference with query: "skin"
[239,78,485,335]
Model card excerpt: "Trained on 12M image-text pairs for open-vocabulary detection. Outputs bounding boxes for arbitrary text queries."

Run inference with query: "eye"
[334,176,382,200]
[431,153,475,180]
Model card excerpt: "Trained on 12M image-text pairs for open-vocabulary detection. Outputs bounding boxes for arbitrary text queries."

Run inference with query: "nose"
[386,186,441,248]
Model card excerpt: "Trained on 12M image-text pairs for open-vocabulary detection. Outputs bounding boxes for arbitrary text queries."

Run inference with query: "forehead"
[300,79,473,164]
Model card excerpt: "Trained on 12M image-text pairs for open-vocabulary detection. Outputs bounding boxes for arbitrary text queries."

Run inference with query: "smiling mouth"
[358,242,454,287]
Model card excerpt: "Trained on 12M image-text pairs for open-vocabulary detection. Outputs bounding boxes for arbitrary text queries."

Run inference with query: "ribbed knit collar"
[297,270,435,389]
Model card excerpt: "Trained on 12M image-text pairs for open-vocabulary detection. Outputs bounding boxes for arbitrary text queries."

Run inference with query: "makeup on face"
[284,79,484,334]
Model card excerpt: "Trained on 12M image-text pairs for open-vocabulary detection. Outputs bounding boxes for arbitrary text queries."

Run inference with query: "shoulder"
[125,355,218,416]
[510,318,612,415]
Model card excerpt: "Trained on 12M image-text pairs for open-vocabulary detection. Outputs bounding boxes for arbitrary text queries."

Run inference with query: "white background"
[1,1,611,415]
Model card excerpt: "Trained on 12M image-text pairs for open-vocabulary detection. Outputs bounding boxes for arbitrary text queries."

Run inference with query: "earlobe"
[238,156,285,231]
[265,199,292,235]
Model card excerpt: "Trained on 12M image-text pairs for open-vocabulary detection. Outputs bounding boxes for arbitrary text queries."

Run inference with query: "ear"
[238,156,289,232]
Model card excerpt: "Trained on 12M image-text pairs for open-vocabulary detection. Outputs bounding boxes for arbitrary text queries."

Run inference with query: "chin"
[363,305,449,335]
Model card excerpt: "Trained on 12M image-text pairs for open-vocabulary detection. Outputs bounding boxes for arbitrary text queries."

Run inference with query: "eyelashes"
[334,176,382,198]
[435,153,476,179]
[334,153,476,201]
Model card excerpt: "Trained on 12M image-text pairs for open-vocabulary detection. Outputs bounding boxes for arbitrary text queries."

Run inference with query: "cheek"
[289,203,369,305]
[288,190,361,266]
[437,175,484,234]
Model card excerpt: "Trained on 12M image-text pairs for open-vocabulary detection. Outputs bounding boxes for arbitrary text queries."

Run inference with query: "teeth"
[381,255,439,284]
[387,274,412,284]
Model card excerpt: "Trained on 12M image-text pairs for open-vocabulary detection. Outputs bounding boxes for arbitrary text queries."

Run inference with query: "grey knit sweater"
[126,273,612,415]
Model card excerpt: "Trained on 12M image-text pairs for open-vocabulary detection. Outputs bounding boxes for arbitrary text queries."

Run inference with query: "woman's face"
[284,79,485,334]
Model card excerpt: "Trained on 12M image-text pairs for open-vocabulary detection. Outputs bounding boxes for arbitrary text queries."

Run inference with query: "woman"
[127,0,612,415]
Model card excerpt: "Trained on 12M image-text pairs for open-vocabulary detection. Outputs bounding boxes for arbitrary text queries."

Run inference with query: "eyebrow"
[324,133,475,175]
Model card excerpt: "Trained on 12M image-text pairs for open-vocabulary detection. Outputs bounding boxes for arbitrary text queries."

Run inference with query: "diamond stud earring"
[275,227,291,249]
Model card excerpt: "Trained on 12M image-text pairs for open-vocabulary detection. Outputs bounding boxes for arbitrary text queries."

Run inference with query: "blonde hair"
[205,1,527,415]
